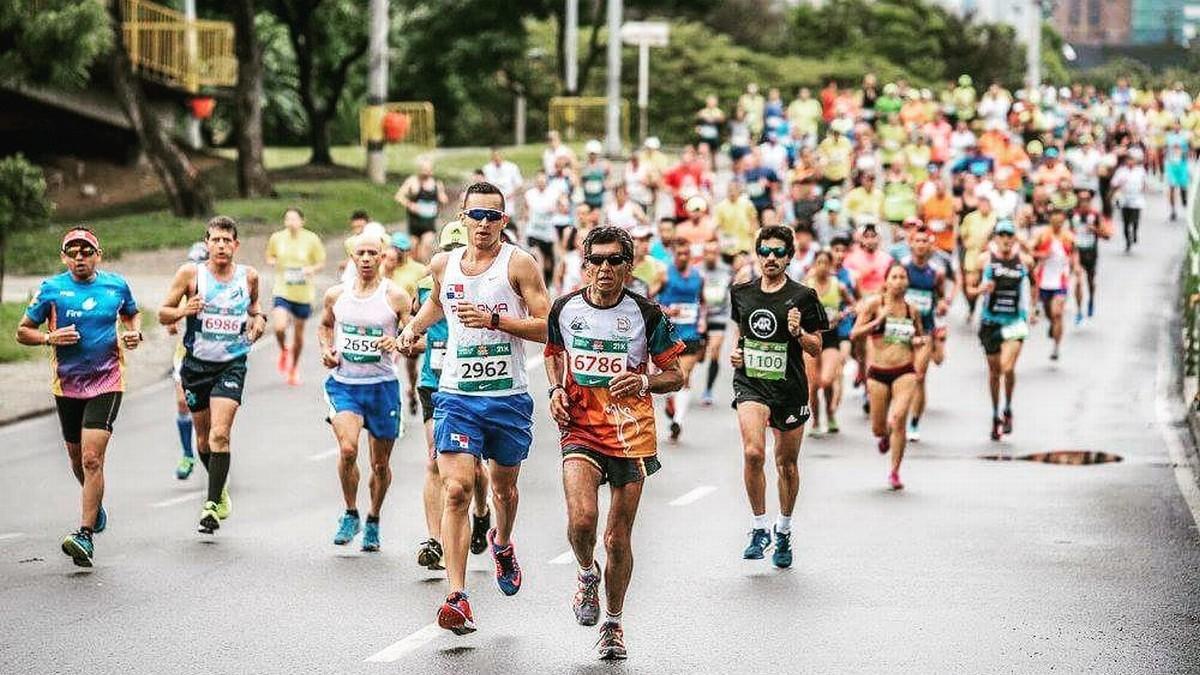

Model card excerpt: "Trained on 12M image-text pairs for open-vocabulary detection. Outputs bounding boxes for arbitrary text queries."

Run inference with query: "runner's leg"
[563,459,603,569]
[602,478,645,617]
[488,460,522,546]
[887,375,918,474]
[79,428,110,530]
[736,401,771,521]
[438,451,479,593]
[204,397,238,505]
[333,412,364,511]
[367,436,394,518]
[772,426,805,519]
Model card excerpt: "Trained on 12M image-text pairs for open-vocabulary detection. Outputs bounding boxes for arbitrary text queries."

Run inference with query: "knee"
[209,429,231,450]
[743,447,766,471]
[567,510,598,541]
[370,458,391,478]
[338,443,358,463]
[887,411,904,431]
[604,528,632,559]
[492,481,518,508]
[442,479,471,510]
[81,449,103,473]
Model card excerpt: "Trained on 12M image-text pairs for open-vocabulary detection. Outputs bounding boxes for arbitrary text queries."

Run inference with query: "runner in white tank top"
[318,232,412,552]
[399,183,551,636]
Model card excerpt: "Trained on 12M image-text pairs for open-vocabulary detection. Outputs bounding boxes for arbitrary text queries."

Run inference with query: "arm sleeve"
[647,309,685,368]
[24,281,54,325]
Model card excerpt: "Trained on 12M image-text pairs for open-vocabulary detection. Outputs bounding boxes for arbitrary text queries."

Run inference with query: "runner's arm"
[316,287,339,367]
[500,251,550,343]
[158,265,200,325]
[848,298,882,340]
[265,233,277,266]
[403,254,448,340]
[244,267,268,341]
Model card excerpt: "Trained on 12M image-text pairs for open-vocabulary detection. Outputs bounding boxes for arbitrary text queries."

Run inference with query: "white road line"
[0,533,25,542]
[549,549,575,565]
[365,623,442,663]
[150,490,206,508]
[307,448,339,462]
[670,485,716,506]
[525,354,544,372]
[1155,309,1200,534]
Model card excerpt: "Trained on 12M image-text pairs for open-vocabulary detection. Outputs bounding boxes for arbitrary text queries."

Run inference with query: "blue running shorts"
[324,377,402,440]
[432,391,533,466]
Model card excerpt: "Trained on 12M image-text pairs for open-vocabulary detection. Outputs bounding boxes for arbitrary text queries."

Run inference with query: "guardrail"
[1182,163,1200,404]
[121,0,236,92]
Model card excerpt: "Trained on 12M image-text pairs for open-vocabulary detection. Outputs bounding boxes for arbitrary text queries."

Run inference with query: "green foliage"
[0,0,111,89]
[0,153,53,297]
[0,301,37,364]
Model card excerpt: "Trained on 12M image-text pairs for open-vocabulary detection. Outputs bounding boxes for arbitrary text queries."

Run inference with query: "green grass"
[0,301,37,364]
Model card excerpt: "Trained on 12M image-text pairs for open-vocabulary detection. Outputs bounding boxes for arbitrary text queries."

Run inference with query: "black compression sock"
[206,453,230,503]
[346,509,360,518]
[706,359,719,391]
[79,526,93,538]
[366,514,379,524]
[198,450,211,470]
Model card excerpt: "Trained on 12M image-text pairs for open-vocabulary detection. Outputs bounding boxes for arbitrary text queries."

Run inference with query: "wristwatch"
[490,312,501,329]
[548,384,565,398]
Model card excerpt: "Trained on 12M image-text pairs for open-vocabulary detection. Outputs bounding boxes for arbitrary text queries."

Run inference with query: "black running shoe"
[1002,410,1013,435]
[669,421,681,442]
[990,417,1003,442]
[470,511,491,555]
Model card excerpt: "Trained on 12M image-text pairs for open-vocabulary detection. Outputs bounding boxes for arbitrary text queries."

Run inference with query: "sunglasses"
[585,253,628,267]
[63,246,97,259]
[463,208,505,222]
[757,245,790,259]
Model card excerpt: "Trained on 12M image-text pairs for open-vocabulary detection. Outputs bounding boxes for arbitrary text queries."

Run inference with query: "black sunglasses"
[463,208,505,222]
[63,246,97,259]
[757,245,789,259]
[585,253,629,267]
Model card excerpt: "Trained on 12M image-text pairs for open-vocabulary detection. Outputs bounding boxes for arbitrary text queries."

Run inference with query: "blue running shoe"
[361,520,380,552]
[742,528,771,559]
[772,527,793,568]
[333,512,361,545]
[93,504,107,534]
[61,530,94,567]
[487,528,523,596]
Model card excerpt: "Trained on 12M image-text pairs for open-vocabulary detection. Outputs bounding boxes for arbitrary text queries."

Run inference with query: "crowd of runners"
[17,73,1194,661]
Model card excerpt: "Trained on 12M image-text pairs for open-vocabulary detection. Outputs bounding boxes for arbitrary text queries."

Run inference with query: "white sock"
[674,389,692,424]
[775,514,792,534]
[579,561,597,577]
[605,610,622,626]
[752,513,769,531]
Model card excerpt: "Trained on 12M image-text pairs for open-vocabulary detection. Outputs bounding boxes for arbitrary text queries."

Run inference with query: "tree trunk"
[232,0,275,197]
[109,3,213,217]
[307,111,333,165]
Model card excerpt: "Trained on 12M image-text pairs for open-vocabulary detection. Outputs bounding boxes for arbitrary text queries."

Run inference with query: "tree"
[109,0,213,216]
[0,0,111,89]
[266,0,369,165]
[0,154,53,300]
[231,0,275,197]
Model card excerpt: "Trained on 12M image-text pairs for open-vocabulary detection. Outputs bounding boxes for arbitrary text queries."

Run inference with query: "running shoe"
[1050,346,1060,361]
[198,501,220,534]
[287,367,302,387]
[361,520,381,552]
[1087,299,1095,318]
[664,395,676,419]
[1002,410,1013,435]
[437,592,477,635]
[1074,311,1083,326]
[215,486,232,520]
[669,421,682,442]
[742,528,771,559]
[888,470,904,491]
[700,390,714,407]
[488,528,523,596]
[906,420,921,443]
[93,504,107,533]
[276,347,290,375]
[407,395,418,416]
[61,530,93,567]
[771,527,793,569]
[826,415,839,434]
[990,417,1003,442]
[877,435,890,455]
[175,456,195,480]
[417,538,444,570]
[596,621,627,660]
[470,511,491,555]
[333,512,361,545]
[573,567,602,626]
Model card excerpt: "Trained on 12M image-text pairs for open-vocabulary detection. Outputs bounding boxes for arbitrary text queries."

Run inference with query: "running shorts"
[562,444,661,488]
[272,296,312,320]
[55,392,123,444]
[821,330,841,351]
[978,320,1025,356]
[409,216,438,238]
[324,377,402,441]
[1079,249,1097,275]
[179,355,248,412]
[733,396,810,431]
[1038,288,1067,305]
[432,392,533,466]
[418,385,437,423]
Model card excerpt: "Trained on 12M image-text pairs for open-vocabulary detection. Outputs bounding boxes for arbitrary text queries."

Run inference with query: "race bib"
[199,308,243,342]
[746,181,766,198]
[415,200,438,219]
[743,339,787,381]
[568,336,628,387]
[584,179,604,194]
[1075,227,1097,249]
[428,338,447,372]
[703,282,727,306]
[671,303,700,325]
[1000,320,1029,341]
[905,288,934,315]
[928,219,947,232]
[338,323,383,363]
[699,124,718,139]
[824,305,839,324]
[284,267,307,285]
[882,317,915,346]
[456,342,513,392]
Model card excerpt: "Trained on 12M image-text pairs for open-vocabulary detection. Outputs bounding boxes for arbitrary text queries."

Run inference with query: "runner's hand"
[730,347,744,369]
[456,301,491,329]
[550,388,571,425]
[935,299,949,316]
[398,325,419,352]
[607,372,642,399]
[377,335,398,353]
[980,280,995,295]
[165,321,179,336]
[788,307,803,337]
[120,331,143,350]
[182,295,203,316]
[46,324,80,346]
[246,316,266,343]
[321,345,339,368]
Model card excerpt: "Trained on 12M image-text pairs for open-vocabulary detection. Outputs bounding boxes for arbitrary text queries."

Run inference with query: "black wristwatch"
[548,384,565,398]
[490,311,501,329]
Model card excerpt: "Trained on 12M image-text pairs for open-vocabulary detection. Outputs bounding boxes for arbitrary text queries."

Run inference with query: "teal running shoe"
[334,512,361,545]
[771,527,793,569]
[61,530,94,567]
[361,520,380,552]
[175,456,195,480]
[93,504,107,534]
[742,528,771,559]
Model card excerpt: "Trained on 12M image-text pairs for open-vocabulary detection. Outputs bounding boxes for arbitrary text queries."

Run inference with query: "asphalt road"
[2,198,1199,674]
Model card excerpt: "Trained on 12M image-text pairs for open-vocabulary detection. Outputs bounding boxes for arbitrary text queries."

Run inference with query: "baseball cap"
[644,136,661,150]
[1044,147,1060,159]
[186,241,209,263]
[585,139,603,154]
[439,221,468,249]
[685,195,708,213]
[61,228,99,251]
[630,225,653,239]
[994,219,1016,235]
[390,232,412,251]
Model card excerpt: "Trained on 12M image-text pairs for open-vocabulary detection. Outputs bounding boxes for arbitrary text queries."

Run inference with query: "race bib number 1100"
[743,339,787,381]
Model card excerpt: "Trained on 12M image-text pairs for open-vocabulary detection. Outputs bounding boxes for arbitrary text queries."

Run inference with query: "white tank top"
[186,263,251,363]
[331,279,399,384]
[605,202,639,232]
[439,243,529,396]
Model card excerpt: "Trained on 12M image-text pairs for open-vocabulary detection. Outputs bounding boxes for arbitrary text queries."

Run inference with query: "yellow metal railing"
[121,0,236,92]
[360,102,437,148]
[549,96,630,145]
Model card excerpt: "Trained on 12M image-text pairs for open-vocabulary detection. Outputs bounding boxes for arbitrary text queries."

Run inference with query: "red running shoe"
[437,592,476,635]
[276,347,291,375]
[877,435,890,455]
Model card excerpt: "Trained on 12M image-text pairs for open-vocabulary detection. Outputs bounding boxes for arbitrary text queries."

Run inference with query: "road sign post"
[620,21,668,145]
